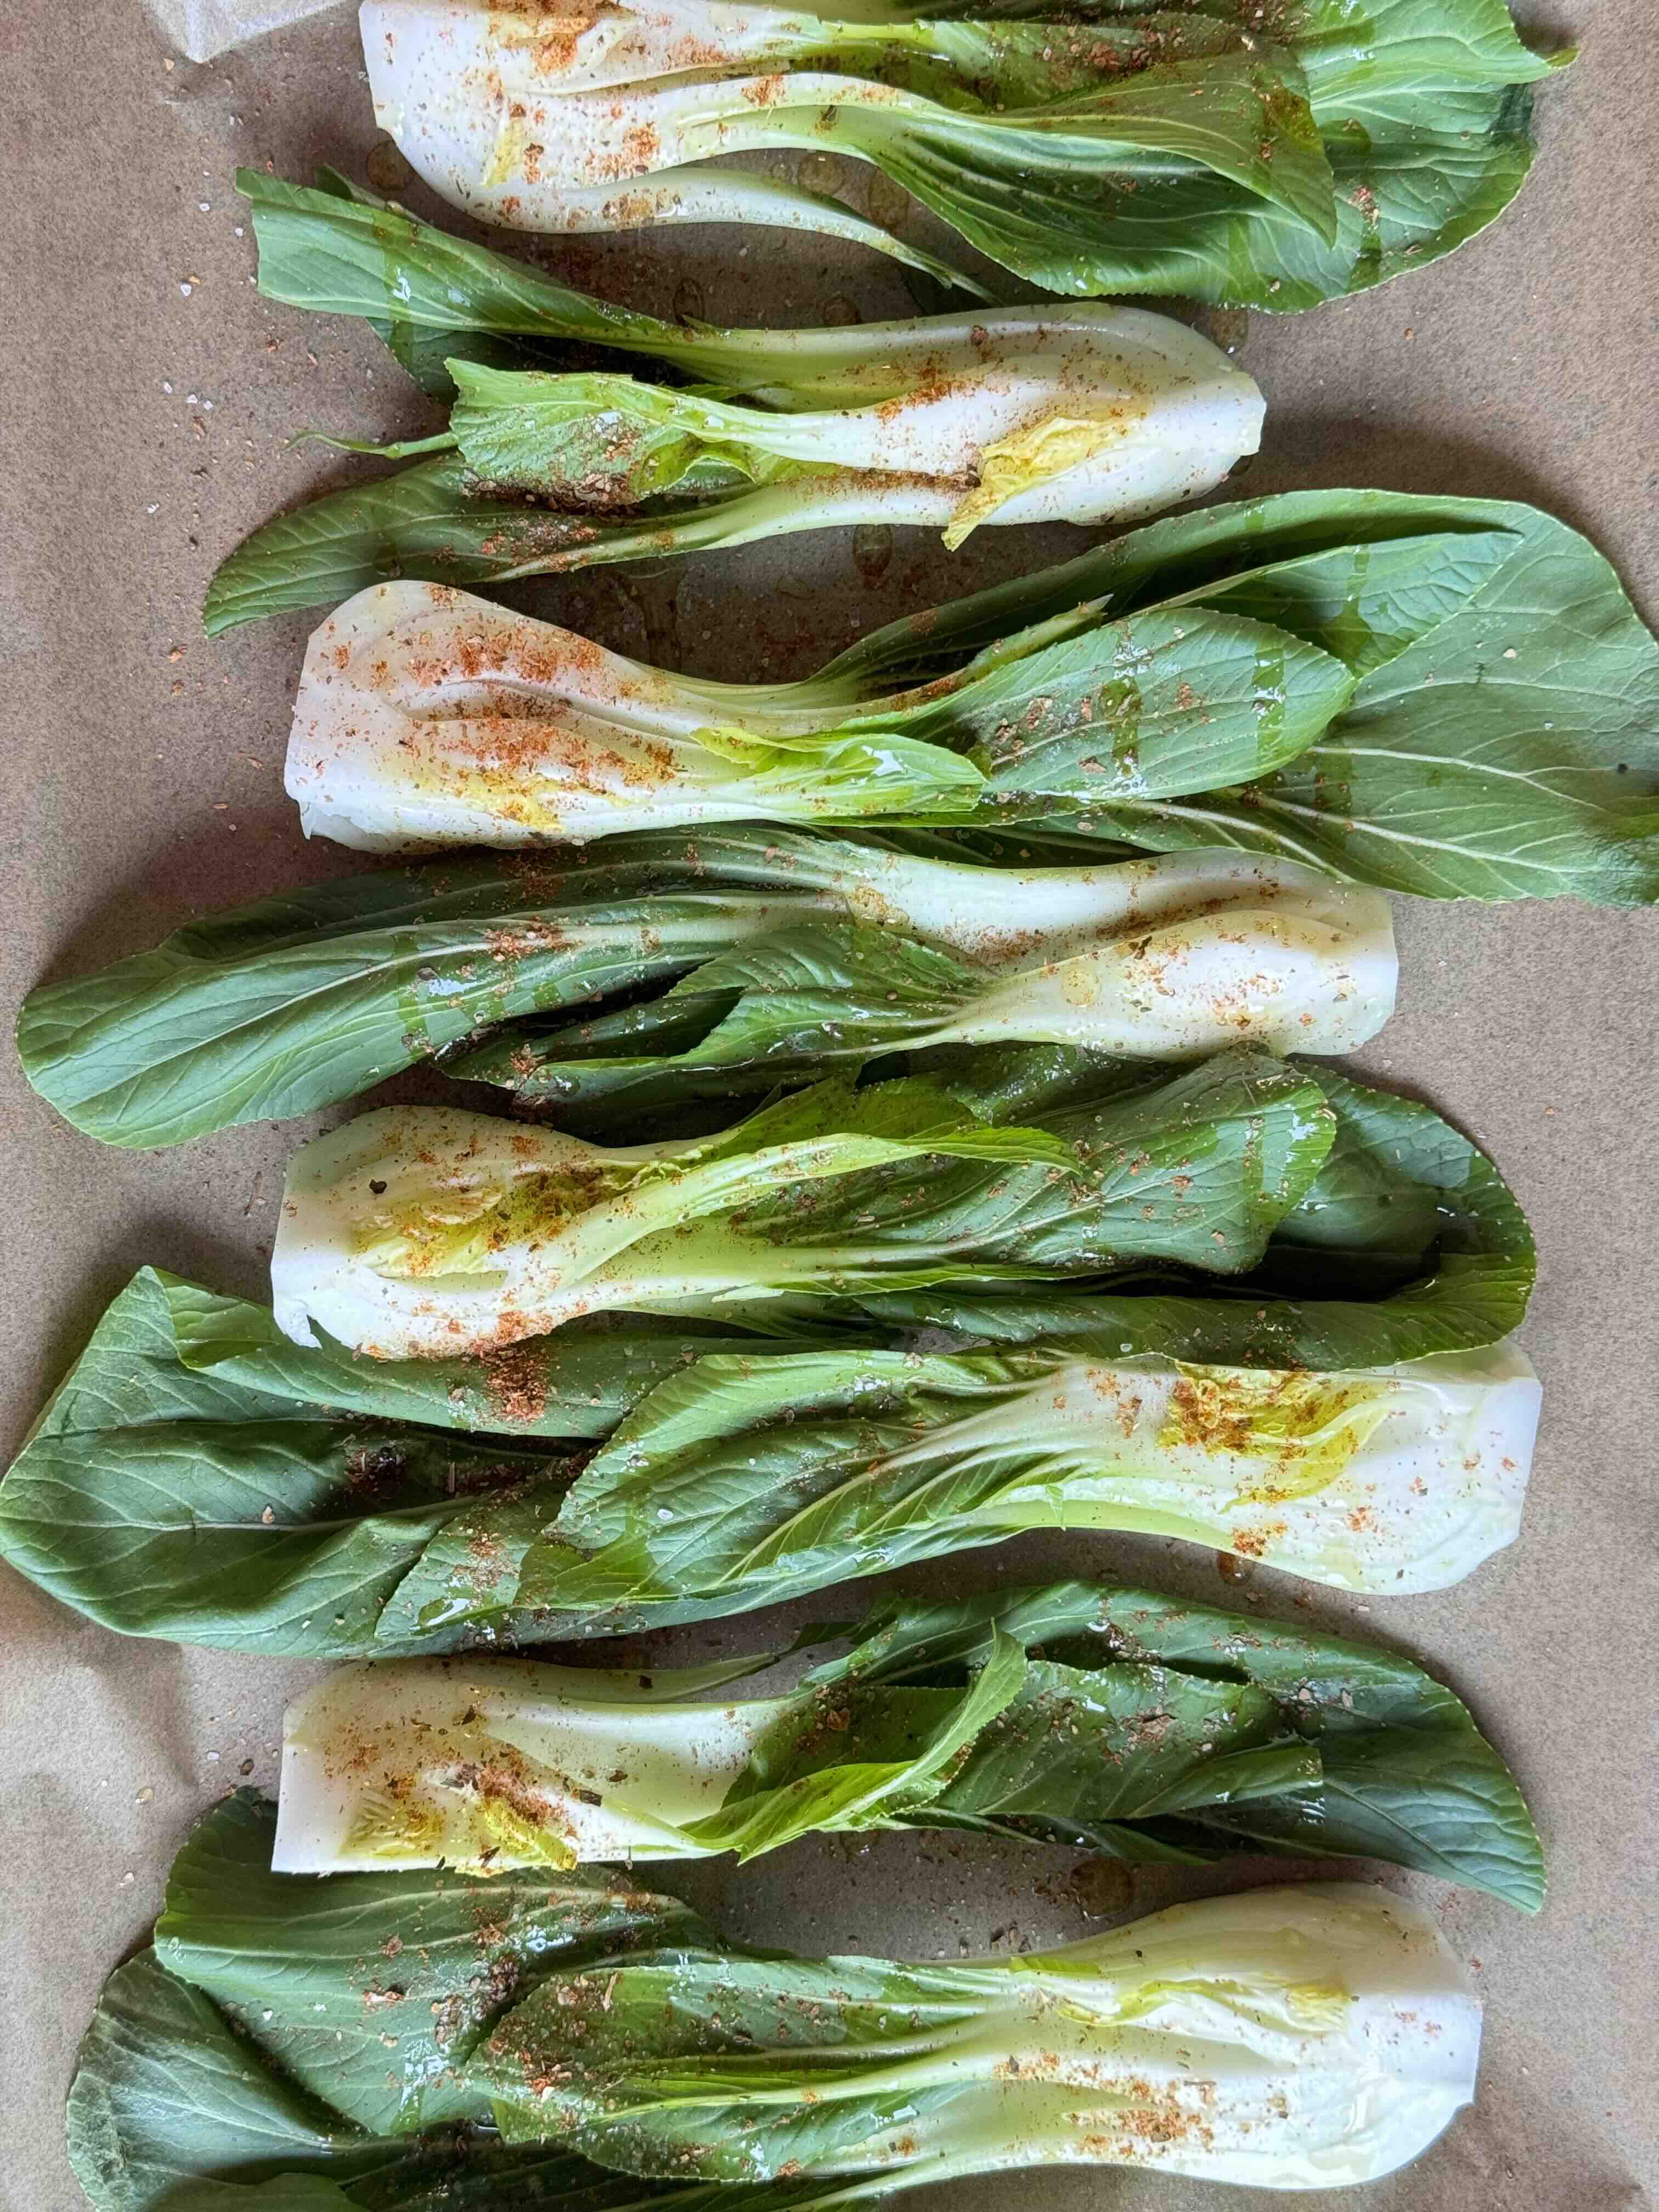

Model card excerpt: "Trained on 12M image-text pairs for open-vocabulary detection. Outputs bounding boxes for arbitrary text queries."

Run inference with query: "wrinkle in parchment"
[144,0,346,64]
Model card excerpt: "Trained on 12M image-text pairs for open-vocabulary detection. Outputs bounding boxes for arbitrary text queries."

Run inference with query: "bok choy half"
[278,472,1659,904]
[276,495,1659,896]
[76,1795,1485,2199]
[205,173,1262,634]
[286,575,1356,850]
[266,1054,1335,1357]
[0,1060,1537,1649]
[273,469,1659,907]
[470,1881,1481,2188]
[17,837,1396,1148]
[274,1578,1544,1908]
[360,0,1564,308]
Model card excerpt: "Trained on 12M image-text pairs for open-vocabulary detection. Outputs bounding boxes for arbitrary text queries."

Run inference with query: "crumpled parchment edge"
[144,0,348,65]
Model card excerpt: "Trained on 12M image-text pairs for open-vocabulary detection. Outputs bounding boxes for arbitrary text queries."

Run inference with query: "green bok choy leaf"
[836,485,1659,901]
[69,1792,823,2212]
[0,1268,770,1657]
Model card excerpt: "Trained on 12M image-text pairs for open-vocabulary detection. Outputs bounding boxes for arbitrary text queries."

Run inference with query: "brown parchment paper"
[2,4,1656,2208]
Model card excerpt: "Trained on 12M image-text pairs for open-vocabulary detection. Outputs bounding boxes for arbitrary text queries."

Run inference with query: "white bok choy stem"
[276,1657,785,1871]
[286,577,992,843]
[271,1080,1073,1356]
[363,0,1001,292]
[360,0,996,270]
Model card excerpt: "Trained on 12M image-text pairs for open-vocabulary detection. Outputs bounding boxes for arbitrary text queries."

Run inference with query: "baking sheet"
[2,2,1656,2207]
